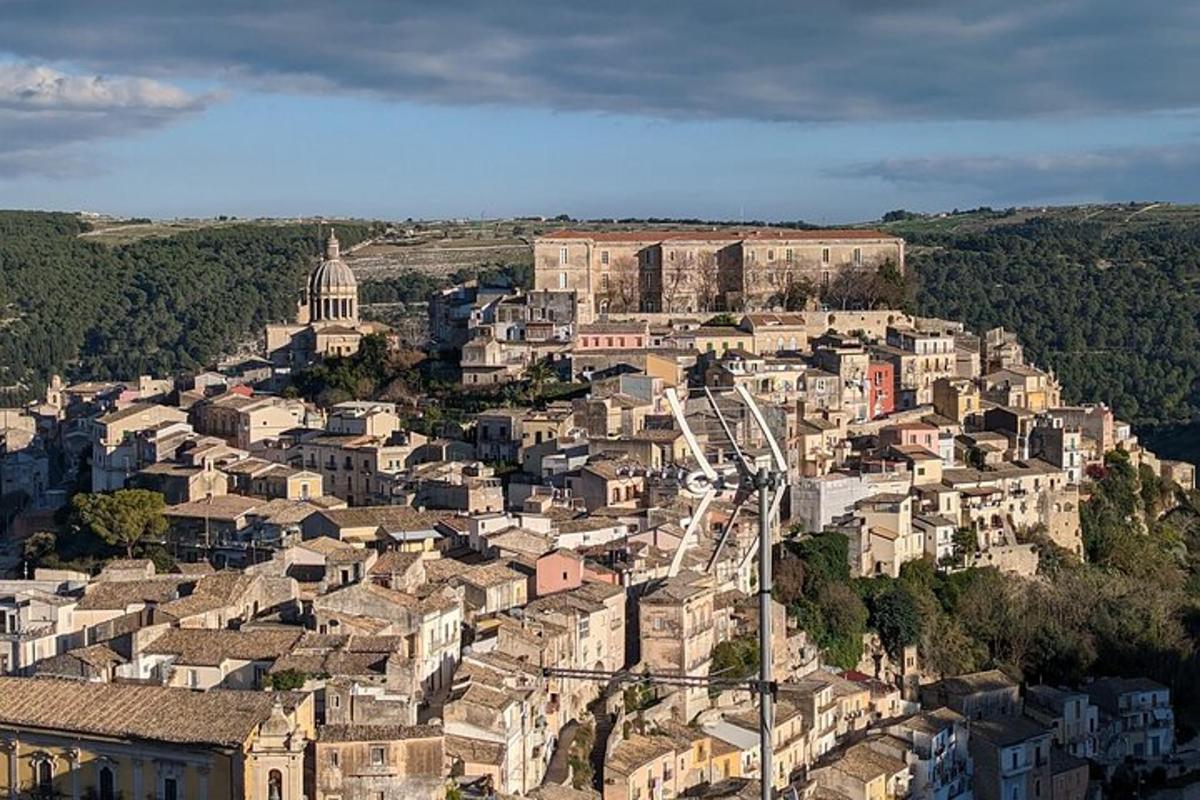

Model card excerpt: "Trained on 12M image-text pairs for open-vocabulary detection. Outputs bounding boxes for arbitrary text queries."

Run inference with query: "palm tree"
[523,358,557,401]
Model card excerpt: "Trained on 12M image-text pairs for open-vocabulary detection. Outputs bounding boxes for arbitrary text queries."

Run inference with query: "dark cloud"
[0,1,1197,123]
[832,142,1200,205]
[0,63,211,177]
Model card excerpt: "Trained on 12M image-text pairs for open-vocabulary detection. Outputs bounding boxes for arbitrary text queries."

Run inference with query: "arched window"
[99,765,115,800]
[36,759,52,788]
[269,768,284,800]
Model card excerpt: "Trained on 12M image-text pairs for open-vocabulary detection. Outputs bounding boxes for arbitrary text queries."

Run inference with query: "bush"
[265,669,307,690]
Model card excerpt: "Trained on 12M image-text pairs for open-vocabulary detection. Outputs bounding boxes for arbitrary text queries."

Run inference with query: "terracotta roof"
[142,628,303,666]
[271,633,406,677]
[319,724,441,742]
[76,577,185,611]
[0,677,301,747]
[446,733,506,764]
[319,506,447,532]
[163,494,262,521]
[608,733,676,775]
[457,562,526,590]
[829,740,908,782]
[370,550,422,576]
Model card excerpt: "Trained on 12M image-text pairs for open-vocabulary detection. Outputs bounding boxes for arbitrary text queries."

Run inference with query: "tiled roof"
[607,733,676,775]
[445,733,506,764]
[829,740,908,781]
[142,628,303,666]
[0,676,301,747]
[319,506,448,532]
[76,577,185,610]
[319,724,441,742]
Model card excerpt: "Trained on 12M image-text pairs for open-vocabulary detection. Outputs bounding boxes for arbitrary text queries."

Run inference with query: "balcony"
[0,623,55,641]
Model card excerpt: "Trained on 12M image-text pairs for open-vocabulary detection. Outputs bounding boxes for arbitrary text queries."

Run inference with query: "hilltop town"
[1,223,1196,800]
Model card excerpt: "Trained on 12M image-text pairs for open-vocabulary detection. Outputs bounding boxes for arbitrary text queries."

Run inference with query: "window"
[99,766,115,800]
[371,746,386,766]
[269,769,284,800]
[164,778,178,800]
[785,248,793,263]
[601,274,610,291]
[559,247,568,264]
[601,250,610,265]
[331,751,340,766]
[821,247,830,263]
[853,247,863,265]
[36,760,52,788]
[767,249,775,261]
[558,272,567,289]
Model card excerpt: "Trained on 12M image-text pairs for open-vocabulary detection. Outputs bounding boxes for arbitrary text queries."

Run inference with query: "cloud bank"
[834,143,1200,206]
[0,1,1197,123]
[0,63,210,177]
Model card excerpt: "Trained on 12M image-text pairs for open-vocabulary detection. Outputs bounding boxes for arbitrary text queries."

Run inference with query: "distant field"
[875,202,1200,237]
[78,218,249,244]
[347,237,533,280]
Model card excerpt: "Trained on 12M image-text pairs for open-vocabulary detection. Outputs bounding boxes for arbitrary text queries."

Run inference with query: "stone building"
[314,724,444,800]
[0,676,312,800]
[534,229,905,321]
[265,231,390,367]
[639,572,716,722]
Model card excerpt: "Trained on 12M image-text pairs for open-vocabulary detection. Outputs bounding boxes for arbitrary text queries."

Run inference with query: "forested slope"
[907,213,1200,427]
[0,212,380,402]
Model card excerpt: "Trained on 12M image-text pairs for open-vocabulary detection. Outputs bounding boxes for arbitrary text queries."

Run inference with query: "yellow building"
[0,676,313,800]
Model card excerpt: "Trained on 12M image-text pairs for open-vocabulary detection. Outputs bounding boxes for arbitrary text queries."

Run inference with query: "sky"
[1,1,1199,222]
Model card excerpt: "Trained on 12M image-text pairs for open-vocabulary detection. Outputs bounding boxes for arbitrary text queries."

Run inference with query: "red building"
[867,359,895,418]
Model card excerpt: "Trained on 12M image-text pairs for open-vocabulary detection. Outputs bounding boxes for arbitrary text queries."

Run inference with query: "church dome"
[309,229,357,293]
[307,229,361,324]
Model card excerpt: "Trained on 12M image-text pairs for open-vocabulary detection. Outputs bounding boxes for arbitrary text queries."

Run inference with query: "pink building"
[574,322,650,351]
[879,421,938,451]
[536,548,585,597]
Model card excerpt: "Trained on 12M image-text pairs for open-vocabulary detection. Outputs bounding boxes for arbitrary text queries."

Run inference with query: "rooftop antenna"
[664,384,787,800]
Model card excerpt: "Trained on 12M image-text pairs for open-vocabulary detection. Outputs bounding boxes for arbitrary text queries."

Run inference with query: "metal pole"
[757,467,774,800]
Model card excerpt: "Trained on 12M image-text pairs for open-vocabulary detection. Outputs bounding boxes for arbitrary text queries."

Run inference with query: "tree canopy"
[71,489,168,558]
[0,212,381,403]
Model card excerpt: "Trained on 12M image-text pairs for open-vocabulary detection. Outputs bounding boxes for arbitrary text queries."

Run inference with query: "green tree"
[523,358,557,401]
[23,531,57,563]
[265,668,308,690]
[710,636,760,694]
[815,582,869,669]
[870,584,923,658]
[71,489,168,558]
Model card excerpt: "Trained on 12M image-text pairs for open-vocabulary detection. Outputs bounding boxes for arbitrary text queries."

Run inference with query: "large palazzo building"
[533,228,905,321]
[265,230,389,367]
